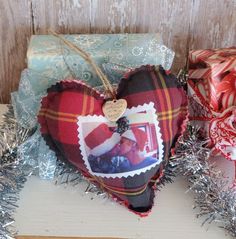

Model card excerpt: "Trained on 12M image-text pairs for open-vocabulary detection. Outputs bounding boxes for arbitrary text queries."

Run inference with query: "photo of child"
[84,123,130,174]
[77,102,163,178]
[119,128,158,171]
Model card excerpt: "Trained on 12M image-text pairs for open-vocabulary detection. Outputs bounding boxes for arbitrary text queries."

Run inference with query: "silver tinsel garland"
[171,125,236,237]
[0,106,236,237]
[0,106,33,239]
[54,161,107,196]
[0,106,109,238]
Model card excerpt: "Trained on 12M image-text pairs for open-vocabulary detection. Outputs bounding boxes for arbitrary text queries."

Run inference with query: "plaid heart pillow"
[38,65,187,215]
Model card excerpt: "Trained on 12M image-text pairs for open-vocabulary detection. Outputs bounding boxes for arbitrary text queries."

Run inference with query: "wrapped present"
[12,34,174,128]
[188,47,236,160]
[27,34,174,89]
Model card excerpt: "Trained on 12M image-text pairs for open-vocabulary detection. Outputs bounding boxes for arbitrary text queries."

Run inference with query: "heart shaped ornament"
[102,99,127,122]
[38,65,188,215]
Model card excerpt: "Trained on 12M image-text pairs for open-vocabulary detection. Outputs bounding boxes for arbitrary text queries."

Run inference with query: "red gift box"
[188,47,236,160]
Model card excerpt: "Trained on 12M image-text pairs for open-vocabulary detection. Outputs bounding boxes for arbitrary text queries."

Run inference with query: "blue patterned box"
[12,34,174,128]
[27,34,174,89]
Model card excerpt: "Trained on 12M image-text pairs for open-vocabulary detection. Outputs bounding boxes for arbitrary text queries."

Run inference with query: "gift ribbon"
[188,47,236,112]
[188,82,236,160]
[49,30,117,100]
[188,47,236,184]
[209,106,236,187]
[209,106,236,160]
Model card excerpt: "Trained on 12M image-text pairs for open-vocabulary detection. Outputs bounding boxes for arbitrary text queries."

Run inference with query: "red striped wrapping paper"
[188,47,236,160]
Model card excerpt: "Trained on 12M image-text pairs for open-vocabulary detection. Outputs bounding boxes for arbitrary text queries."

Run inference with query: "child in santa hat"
[85,123,130,174]
[119,128,157,171]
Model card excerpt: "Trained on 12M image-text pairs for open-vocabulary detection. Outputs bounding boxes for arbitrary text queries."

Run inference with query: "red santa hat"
[122,128,148,151]
[85,123,120,157]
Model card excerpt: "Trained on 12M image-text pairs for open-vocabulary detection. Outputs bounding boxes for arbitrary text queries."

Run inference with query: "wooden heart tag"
[102,99,127,122]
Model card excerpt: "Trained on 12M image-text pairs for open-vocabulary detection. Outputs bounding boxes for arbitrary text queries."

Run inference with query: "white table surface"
[0,104,232,239]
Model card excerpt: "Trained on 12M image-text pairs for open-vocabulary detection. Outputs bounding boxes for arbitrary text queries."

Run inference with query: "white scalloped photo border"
[77,102,164,178]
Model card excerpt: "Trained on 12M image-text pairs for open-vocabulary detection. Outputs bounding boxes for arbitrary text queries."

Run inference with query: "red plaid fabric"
[38,65,187,215]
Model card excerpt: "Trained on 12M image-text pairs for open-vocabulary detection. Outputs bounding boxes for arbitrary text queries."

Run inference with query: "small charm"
[102,99,127,122]
[116,117,129,134]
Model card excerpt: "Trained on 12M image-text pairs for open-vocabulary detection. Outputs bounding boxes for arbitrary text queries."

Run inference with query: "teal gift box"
[12,33,174,128]
[27,34,174,87]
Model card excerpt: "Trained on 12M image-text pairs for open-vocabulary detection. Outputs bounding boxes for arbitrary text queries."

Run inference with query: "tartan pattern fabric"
[38,65,187,215]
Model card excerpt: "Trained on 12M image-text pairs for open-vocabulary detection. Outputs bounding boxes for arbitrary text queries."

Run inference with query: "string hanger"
[48,29,116,100]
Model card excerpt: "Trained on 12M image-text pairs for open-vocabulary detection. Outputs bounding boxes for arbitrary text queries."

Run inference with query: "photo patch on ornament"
[77,102,164,178]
